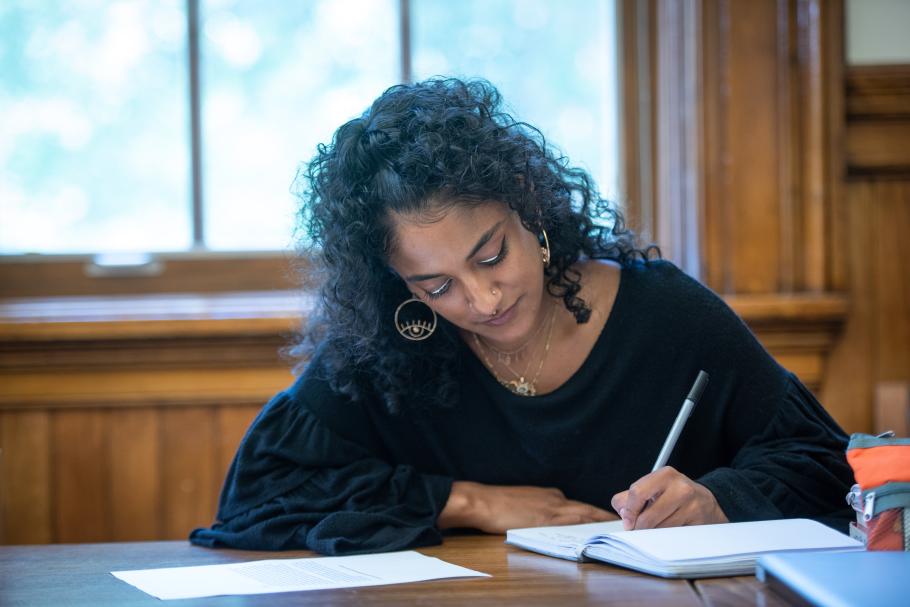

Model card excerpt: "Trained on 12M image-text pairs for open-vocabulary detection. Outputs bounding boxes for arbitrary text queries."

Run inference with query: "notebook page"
[507,520,625,547]
[599,519,861,563]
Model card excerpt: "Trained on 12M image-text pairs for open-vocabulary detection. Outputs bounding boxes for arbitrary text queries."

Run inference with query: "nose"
[465,277,502,317]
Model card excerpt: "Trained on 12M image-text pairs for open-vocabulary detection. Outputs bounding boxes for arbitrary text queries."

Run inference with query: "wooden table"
[0,535,793,606]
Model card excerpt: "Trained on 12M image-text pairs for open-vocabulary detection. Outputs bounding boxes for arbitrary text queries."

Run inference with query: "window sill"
[0,292,309,410]
[0,291,309,341]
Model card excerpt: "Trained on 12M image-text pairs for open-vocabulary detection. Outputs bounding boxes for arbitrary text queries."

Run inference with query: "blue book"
[756,551,910,607]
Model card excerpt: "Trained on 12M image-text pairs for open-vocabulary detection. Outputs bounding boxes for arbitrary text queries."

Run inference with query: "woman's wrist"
[437,481,485,529]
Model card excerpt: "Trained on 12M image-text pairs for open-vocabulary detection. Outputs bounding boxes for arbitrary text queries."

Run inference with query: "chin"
[479,307,536,344]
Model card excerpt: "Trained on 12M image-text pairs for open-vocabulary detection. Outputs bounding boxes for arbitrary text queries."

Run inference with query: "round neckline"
[464,262,630,401]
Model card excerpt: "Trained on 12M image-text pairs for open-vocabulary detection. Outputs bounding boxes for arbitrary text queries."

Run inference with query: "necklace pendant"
[507,378,535,397]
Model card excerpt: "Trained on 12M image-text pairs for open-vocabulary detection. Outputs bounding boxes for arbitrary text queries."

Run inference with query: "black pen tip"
[687,370,710,403]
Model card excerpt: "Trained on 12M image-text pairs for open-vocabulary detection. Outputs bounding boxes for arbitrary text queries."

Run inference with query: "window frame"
[0,0,621,298]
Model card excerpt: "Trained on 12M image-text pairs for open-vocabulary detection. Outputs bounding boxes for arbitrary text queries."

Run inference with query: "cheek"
[509,236,544,279]
[425,293,467,322]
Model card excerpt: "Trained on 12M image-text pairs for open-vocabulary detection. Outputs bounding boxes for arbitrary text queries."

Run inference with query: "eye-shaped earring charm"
[394,296,437,341]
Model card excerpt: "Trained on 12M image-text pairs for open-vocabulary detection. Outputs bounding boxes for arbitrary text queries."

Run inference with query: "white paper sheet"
[111,550,490,600]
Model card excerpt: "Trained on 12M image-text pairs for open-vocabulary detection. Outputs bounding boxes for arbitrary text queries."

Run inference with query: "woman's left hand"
[610,466,728,530]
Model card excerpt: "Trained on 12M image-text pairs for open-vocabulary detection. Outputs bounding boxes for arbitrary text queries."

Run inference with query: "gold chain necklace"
[472,303,557,396]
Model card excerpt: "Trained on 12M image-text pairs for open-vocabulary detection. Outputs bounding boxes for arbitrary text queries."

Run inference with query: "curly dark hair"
[294,77,656,414]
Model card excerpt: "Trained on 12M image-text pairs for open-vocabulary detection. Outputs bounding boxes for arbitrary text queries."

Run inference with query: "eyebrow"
[404,219,505,283]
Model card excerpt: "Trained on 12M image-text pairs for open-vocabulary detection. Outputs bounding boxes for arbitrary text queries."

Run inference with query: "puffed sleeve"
[189,368,453,554]
[666,264,856,529]
[697,374,855,529]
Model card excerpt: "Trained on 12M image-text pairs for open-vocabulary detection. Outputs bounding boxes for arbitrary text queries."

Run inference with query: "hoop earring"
[540,229,551,267]
[394,296,437,341]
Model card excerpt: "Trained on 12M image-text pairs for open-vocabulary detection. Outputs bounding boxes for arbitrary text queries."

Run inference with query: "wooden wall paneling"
[626,1,850,420]
[875,182,910,381]
[795,0,828,292]
[823,0,847,291]
[875,382,910,436]
[718,0,782,293]
[620,0,657,243]
[778,0,844,294]
[627,0,843,294]
[777,0,798,292]
[700,0,725,291]
[215,406,262,481]
[695,0,841,295]
[728,292,848,393]
[820,182,880,432]
[821,62,910,433]
[52,409,111,542]
[846,65,910,120]
[845,122,910,176]
[654,0,704,278]
[0,294,300,544]
[773,353,823,390]
[0,367,294,410]
[161,407,219,540]
[0,411,52,544]
[844,62,910,181]
[109,408,161,541]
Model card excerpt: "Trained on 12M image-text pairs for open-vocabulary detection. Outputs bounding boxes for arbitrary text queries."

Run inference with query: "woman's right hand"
[437,481,617,533]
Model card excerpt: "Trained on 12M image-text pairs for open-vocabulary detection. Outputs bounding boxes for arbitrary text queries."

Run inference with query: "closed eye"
[478,236,508,266]
[427,278,452,299]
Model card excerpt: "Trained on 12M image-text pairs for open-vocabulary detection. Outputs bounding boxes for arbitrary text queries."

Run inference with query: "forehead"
[389,202,510,271]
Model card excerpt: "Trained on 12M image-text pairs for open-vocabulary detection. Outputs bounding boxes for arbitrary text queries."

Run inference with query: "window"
[411,0,619,202]
[200,0,398,250]
[0,1,191,254]
[1,0,618,259]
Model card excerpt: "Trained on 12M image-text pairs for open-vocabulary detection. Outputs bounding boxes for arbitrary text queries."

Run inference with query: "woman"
[191,78,853,555]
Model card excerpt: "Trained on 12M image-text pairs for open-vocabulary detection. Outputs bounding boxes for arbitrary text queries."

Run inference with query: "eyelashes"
[426,237,508,300]
[479,237,509,266]
[427,279,452,299]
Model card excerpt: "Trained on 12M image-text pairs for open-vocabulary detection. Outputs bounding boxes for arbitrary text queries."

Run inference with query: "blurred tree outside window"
[0,0,191,254]
[0,0,618,256]
[412,0,619,203]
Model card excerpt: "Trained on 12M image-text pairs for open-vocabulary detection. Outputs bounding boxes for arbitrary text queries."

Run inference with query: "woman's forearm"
[437,481,615,533]
[437,481,486,530]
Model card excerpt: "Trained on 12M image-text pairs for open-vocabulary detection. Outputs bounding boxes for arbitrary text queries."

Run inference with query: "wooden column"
[621,0,850,421]
[822,65,910,432]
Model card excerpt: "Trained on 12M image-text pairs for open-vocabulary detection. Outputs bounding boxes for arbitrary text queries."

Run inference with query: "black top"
[190,261,854,554]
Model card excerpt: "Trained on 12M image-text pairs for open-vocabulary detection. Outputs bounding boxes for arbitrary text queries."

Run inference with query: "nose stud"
[469,288,500,315]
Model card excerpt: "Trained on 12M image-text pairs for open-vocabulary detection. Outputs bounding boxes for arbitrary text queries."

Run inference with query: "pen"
[651,370,709,472]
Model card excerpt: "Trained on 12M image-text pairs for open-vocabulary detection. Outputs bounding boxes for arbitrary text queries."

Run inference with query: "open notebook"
[505,519,863,579]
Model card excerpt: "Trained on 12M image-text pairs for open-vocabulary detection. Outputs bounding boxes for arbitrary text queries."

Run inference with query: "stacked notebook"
[506,518,863,579]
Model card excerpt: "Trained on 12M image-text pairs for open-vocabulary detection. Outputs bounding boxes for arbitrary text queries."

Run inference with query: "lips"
[483,298,519,326]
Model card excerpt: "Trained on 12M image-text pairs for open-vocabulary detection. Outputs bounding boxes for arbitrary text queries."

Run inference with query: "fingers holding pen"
[611,467,728,530]
[611,467,672,530]
[611,371,717,531]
